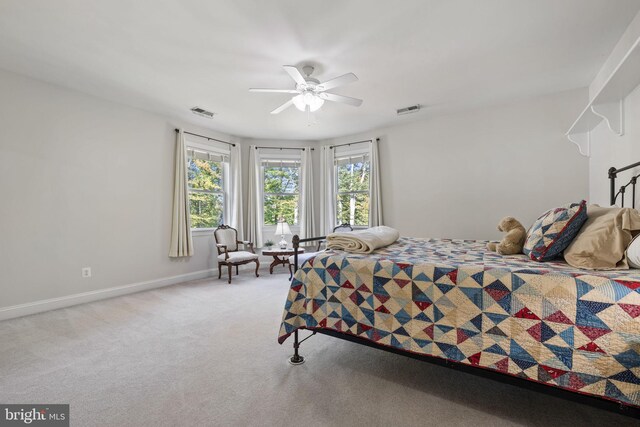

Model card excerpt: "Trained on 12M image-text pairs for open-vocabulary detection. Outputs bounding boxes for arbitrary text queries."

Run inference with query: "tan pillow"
[563,205,640,270]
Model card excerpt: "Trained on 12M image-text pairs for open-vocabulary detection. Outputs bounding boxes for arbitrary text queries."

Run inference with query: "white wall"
[589,83,640,205]
[0,69,234,310]
[323,89,590,241]
[0,67,590,313]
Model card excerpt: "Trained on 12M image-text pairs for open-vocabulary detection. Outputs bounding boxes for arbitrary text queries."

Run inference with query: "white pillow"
[626,234,640,269]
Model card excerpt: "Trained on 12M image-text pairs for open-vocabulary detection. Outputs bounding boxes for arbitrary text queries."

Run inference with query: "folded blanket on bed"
[326,226,399,254]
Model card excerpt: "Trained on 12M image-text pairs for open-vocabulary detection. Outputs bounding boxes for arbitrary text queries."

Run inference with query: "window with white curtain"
[335,148,370,227]
[262,157,301,225]
[186,142,229,229]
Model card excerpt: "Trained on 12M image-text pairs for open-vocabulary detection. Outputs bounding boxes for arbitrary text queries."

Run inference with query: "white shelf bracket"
[590,100,624,136]
[566,131,590,157]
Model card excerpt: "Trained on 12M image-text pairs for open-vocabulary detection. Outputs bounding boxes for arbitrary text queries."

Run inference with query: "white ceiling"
[0,0,639,140]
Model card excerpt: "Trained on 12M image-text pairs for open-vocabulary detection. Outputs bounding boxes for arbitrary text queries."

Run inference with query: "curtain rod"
[175,129,236,147]
[255,146,314,151]
[329,138,379,149]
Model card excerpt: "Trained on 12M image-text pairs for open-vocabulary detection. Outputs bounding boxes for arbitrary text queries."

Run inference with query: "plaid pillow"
[524,200,587,262]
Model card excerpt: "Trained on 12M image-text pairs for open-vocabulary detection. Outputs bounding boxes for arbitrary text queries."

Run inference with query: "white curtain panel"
[319,145,336,235]
[169,130,194,257]
[246,146,264,247]
[369,139,383,227]
[228,143,244,236]
[299,147,315,239]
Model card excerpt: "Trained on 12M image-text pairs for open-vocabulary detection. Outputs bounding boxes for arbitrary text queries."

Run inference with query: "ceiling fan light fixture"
[292,94,306,111]
[308,95,324,112]
[303,92,315,104]
[292,93,324,112]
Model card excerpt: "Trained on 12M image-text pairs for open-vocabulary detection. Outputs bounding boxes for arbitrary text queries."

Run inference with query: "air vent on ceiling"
[191,107,215,119]
[396,104,421,115]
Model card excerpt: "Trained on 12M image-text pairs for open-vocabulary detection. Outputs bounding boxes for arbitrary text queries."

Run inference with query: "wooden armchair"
[213,225,260,284]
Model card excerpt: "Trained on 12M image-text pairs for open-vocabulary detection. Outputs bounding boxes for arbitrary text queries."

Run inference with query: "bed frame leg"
[288,330,305,365]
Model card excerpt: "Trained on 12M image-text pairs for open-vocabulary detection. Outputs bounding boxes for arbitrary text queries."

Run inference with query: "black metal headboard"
[609,161,640,207]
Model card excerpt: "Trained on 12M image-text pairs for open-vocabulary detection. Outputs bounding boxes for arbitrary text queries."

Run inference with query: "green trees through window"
[185,150,370,230]
[187,156,224,228]
[263,162,299,225]
[336,157,370,226]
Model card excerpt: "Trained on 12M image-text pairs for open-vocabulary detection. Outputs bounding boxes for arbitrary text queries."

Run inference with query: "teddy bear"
[486,216,527,255]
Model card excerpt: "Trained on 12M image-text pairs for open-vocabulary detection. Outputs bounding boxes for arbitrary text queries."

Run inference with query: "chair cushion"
[523,200,587,261]
[218,251,258,263]
[215,228,238,251]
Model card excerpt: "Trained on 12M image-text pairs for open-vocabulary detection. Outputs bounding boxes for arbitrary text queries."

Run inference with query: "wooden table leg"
[269,256,281,274]
[269,256,290,274]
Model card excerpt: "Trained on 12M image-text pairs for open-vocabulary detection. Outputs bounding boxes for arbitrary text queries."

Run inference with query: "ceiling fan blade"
[250,88,299,93]
[270,99,294,114]
[283,65,307,86]
[319,92,363,107]
[316,73,358,92]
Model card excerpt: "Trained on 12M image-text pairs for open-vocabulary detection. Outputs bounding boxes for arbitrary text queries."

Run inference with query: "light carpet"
[0,271,634,427]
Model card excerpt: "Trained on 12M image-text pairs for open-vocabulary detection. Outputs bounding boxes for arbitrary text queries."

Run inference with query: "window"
[262,159,300,225]
[187,148,227,229]
[336,153,370,227]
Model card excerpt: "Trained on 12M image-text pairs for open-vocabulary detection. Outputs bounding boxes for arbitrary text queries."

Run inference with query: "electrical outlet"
[82,267,92,278]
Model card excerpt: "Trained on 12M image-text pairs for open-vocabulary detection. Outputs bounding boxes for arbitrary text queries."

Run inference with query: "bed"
[278,162,640,418]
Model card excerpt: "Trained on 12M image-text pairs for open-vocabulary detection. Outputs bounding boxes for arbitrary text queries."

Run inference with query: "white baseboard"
[0,269,216,321]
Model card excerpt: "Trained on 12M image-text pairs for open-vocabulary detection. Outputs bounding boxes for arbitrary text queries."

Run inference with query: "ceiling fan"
[250,65,363,114]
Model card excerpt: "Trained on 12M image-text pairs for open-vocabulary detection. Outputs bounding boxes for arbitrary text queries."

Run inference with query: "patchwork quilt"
[278,237,640,407]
